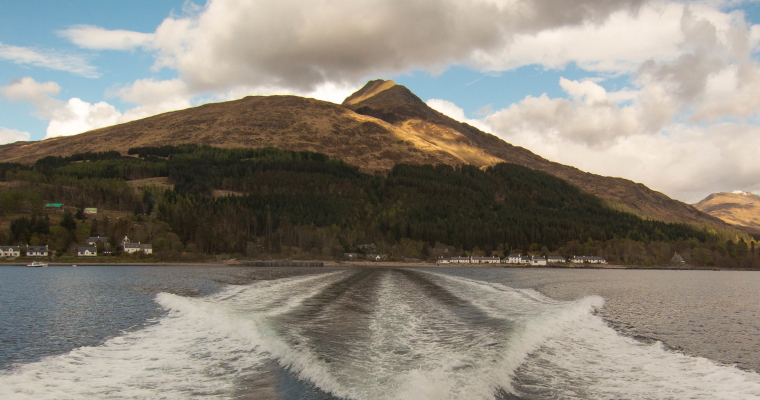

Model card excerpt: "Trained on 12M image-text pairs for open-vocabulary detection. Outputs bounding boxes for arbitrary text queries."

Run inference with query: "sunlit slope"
[695,191,760,233]
[344,80,726,228]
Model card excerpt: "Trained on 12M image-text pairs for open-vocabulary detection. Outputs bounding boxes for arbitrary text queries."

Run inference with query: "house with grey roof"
[0,246,21,257]
[26,245,49,257]
[77,246,97,256]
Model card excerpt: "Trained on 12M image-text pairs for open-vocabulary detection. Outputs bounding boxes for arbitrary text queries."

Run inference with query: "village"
[341,251,609,265]
[0,236,153,259]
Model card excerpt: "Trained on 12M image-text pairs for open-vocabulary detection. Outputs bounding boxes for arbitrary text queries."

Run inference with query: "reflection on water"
[1,266,759,399]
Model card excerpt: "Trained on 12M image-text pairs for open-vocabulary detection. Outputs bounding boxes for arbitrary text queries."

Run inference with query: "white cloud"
[1,77,62,119]
[472,3,684,73]
[426,99,493,132]
[46,98,122,138]
[0,42,100,78]
[58,25,154,51]
[0,128,31,145]
[141,0,643,93]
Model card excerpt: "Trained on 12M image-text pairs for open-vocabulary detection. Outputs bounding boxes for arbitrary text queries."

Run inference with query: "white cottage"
[0,246,21,257]
[77,246,97,256]
[122,236,153,254]
[26,245,49,257]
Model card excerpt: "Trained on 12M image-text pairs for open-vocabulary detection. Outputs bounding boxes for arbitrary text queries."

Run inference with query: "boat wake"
[1,268,759,399]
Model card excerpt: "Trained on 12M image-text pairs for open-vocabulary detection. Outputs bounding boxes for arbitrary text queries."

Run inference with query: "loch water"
[1,265,759,399]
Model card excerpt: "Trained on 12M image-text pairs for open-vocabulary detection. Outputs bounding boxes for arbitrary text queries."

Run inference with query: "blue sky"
[2,0,760,203]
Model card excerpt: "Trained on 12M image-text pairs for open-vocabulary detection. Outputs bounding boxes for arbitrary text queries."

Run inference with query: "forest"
[0,144,758,268]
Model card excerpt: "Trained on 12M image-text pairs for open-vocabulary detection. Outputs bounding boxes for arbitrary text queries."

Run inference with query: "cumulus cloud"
[0,128,31,145]
[137,0,643,93]
[1,77,187,139]
[427,99,493,132]
[472,3,684,73]
[0,42,100,78]
[1,77,63,119]
[58,25,154,51]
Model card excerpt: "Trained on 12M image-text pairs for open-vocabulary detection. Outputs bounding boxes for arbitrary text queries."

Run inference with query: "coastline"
[0,259,755,270]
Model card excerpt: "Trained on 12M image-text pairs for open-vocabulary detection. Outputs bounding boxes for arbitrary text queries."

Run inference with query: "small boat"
[71,265,77,267]
[26,261,48,268]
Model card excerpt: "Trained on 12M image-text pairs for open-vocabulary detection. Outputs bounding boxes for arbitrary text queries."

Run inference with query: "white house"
[571,256,607,264]
[531,256,547,266]
[85,236,110,246]
[505,254,522,264]
[437,257,452,264]
[365,254,387,261]
[472,256,500,264]
[122,236,152,254]
[520,256,531,264]
[547,256,566,263]
[0,246,20,257]
[77,246,97,256]
[26,245,49,257]
[451,256,470,264]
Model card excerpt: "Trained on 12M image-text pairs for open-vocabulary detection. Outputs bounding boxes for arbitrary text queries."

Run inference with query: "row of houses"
[438,254,607,265]
[0,236,153,258]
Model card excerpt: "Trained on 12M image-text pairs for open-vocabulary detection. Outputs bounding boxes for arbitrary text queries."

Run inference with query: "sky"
[1,0,760,203]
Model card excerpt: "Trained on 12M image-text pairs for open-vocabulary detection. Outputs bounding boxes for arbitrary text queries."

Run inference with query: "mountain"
[0,80,727,229]
[694,191,760,233]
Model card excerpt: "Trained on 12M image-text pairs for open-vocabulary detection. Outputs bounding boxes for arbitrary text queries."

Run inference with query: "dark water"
[1,266,759,399]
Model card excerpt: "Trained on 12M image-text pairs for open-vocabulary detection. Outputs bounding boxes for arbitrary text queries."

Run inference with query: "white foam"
[0,270,350,400]
[3,269,760,400]
[423,271,760,399]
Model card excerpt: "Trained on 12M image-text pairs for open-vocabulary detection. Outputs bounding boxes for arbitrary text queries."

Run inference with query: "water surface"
[1,266,758,399]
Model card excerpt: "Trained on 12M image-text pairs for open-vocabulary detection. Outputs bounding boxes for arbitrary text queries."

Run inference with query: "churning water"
[1,266,759,399]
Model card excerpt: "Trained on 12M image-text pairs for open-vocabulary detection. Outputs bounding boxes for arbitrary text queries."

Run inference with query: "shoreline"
[0,260,757,271]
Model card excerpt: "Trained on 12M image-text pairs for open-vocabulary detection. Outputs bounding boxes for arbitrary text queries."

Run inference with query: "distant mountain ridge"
[0,79,728,229]
[694,191,760,233]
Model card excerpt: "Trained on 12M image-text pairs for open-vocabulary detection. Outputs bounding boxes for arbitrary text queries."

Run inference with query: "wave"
[1,268,759,400]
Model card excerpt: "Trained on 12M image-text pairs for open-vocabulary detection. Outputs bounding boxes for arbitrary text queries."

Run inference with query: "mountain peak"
[342,79,397,106]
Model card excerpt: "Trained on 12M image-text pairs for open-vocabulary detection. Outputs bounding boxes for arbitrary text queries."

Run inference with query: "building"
[472,256,500,264]
[365,254,387,261]
[85,236,110,246]
[77,246,97,256]
[670,252,685,265]
[437,257,452,264]
[0,246,21,257]
[450,256,470,264]
[572,256,607,264]
[520,256,531,264]
[26,245,49,257]
[45,203,63,211]
[505,254,522,264]
[121,236,153,254]
[344,252,359,261]
[531,256,547,266]
[547,256,567,263]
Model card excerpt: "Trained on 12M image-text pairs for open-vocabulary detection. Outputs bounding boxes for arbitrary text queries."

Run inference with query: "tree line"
[0,145,757,268]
